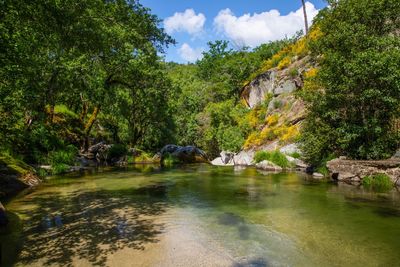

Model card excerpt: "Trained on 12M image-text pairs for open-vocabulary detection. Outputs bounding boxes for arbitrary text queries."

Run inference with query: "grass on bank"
[363,174,392,192]
[253,150,292,168]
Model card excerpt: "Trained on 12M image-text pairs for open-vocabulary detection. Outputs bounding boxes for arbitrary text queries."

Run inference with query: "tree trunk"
[301,0,309,35]
[82,106,100,152]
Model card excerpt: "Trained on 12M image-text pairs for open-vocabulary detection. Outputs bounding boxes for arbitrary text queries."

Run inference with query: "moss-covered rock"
[0,154,40,199]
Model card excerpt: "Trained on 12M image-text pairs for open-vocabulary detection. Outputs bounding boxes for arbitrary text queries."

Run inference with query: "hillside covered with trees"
[0,0,399,175]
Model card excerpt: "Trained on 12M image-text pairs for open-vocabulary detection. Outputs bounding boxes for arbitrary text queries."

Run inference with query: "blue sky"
[140,0,327,63]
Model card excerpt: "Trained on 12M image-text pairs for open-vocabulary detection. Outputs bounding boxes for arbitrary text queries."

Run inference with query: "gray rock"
[220,151,235,164]
[286,155,308,169]
[211,157,233,166]
[256,160,283,171]
[279,143,301,155]
[245,71,277,108]
[233,151,254,166]
[338,172,356,181]
[312,172,324,179]
[392,149,400,159]
[274,80,297,96]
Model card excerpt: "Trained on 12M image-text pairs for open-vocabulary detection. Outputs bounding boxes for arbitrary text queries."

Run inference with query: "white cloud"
[178,43,203,62]
[164,9,206,36]
[213,2,319,47]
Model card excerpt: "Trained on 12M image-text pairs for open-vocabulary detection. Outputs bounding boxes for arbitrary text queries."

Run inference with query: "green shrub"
[107,144,128,159]
[273,100,283,109]
[289,67,299,78]
[52,163,70,175]
[289,152,301,159]
[363,174,392,192]
[253,150,292,168]
[49,145,77,166]
[48,145,78,174]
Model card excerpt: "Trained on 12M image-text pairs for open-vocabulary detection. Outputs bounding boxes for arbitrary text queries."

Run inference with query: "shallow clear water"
[1,164,400,266]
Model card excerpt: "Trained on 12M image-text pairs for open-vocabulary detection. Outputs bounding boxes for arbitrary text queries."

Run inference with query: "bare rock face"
[327,158,400,185]
[256,160,282,171]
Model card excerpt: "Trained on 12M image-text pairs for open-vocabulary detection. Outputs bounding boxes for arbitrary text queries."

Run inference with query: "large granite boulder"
[160,145,208,165]
[233,150,254,166]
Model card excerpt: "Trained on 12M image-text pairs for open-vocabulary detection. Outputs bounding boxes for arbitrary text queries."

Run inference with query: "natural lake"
[1,164,400,267]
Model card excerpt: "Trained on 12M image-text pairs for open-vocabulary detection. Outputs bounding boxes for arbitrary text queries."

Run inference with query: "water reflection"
[2,164,400,267]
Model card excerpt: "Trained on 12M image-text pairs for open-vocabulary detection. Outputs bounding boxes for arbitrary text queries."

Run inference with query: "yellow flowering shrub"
[266,114,279,126]
[304,67,318,79]
[277,56,291,70]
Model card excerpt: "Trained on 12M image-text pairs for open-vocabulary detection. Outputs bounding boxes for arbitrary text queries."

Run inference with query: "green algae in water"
[2,164,400,266]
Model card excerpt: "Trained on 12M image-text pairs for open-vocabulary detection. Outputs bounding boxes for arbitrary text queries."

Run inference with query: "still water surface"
[1,164,400,266]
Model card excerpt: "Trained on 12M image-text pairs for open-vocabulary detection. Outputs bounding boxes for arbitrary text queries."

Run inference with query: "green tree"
[300,0,400,164]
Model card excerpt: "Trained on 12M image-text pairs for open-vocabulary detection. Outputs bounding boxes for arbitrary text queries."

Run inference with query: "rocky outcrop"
[0,154,40,199]
[327,158,400,185]
[241,56,311,108]
[160,145,208,165]
[255,160,282,171]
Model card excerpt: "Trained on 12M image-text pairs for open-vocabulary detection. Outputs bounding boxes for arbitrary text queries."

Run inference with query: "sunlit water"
[1,164,400,266]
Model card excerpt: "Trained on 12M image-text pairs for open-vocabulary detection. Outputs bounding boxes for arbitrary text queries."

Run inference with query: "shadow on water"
[6,184,170,267]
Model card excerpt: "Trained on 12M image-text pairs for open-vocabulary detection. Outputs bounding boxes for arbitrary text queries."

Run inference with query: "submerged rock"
[256,160,283,171]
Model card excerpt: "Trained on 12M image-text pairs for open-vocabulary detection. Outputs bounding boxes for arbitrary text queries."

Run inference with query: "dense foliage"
[167,39,292,157]
[300,0,400,165]
[0,0,174,164]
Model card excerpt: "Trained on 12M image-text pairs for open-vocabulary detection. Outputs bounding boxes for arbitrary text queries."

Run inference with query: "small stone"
[256,160,283,171]
[312,172,324,179]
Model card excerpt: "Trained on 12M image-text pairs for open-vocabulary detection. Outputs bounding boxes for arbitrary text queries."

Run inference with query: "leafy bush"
[48,145,78,174]
[49,145,77,166]
[253,150,292,168]
[51,163,70,175]
[289,152,301,159]
[363,174,392,192]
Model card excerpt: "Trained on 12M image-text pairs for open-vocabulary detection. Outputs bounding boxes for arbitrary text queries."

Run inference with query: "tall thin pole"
[301,0,309,35]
